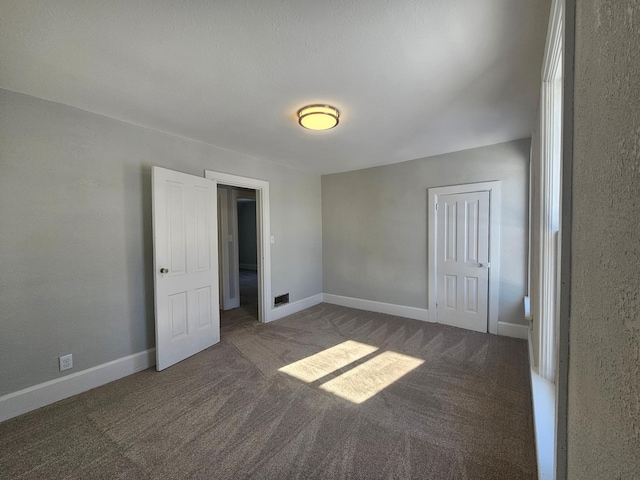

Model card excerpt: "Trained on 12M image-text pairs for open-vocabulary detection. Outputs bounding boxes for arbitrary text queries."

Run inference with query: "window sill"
[528,331,556,480]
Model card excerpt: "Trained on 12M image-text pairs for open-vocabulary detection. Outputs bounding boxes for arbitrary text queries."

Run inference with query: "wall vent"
[274,293,289,307]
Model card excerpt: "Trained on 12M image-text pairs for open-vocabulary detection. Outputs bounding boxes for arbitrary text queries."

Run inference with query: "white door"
[152,166,219,371]
[436,191,490,332]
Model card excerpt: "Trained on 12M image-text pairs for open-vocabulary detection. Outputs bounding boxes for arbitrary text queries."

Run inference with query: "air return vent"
[274,293,289,307]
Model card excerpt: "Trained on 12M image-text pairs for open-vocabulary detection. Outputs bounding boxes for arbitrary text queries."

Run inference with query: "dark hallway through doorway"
[220,269,258,333]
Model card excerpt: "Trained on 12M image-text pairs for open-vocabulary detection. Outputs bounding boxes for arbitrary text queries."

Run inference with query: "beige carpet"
[0,288,536,479]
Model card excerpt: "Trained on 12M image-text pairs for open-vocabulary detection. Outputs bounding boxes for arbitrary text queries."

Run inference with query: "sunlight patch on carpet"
[279,341,424,404]
[278,340,378,383]
[319,351,424,404]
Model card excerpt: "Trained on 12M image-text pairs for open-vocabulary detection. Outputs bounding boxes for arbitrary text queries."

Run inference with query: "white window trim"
[538,0,564,383]
[529,1,565,479]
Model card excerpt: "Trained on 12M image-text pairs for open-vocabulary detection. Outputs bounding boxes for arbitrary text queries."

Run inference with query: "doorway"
[205,170,272,324]
[428,181,501,334]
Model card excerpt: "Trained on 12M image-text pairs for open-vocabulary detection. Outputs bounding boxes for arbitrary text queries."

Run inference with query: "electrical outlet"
[59,354,73,371]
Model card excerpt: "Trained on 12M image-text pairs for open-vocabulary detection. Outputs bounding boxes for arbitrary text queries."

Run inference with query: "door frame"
[428,181,501,334]
[205,170,271,323]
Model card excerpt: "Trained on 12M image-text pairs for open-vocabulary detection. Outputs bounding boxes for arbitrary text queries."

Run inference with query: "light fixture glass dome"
[297,104,339,130]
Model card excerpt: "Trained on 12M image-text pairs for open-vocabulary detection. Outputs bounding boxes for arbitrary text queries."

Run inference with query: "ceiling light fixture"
[297,104,340,130]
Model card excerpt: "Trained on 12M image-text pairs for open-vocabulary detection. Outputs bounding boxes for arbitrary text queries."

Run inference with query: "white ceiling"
[0,0,550,174]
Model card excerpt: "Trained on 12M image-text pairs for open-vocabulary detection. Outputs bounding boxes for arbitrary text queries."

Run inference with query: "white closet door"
[436,191,490,332]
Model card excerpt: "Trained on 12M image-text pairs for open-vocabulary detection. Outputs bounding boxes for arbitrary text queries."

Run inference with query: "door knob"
[160,268,169,274]
[477,263,490,268]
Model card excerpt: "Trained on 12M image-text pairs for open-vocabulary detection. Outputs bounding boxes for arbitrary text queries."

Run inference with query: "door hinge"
[435,203,438,210]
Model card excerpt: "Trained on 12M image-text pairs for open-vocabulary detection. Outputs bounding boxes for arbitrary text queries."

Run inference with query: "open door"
[152,166,219,371]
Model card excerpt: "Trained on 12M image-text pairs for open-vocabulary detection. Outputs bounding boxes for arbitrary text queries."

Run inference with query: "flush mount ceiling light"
[297,104,340,130]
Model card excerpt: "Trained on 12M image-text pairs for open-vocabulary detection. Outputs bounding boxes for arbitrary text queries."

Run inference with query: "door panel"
[464,277,478,313]
[169,292,188,337]
[466,200,479,262]
[444,275,457,309]
[196,286,213,327]
[153,167,219,371]
[167,183,187,274]
[437,191,489,332]
[444,202,457,261]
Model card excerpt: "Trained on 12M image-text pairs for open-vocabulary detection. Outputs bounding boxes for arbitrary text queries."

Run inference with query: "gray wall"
[238,200,257,269]
[0,89,322,397]
[567,0,640,477]
[322,139,530,326]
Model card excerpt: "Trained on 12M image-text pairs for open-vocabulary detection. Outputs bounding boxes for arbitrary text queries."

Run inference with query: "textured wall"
[0,89,322,397]
[322,139,530,326]
[568,0,640,477]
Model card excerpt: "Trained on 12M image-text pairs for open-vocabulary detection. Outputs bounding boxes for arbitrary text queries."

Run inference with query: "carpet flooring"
[0,276,536,479]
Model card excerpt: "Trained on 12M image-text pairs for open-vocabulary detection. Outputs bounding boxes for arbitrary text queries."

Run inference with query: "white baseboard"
[268,293,324,322]
[497,321,529,339]
[322,294,430,322]
[322,295,524,337]
[0,349,156,423]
